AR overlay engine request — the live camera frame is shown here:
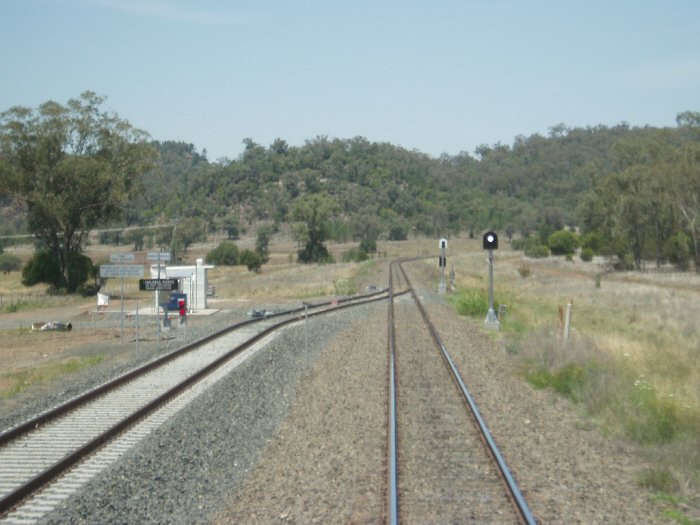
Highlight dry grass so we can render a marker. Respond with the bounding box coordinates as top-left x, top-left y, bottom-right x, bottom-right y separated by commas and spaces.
3, 233, 699, 505
446, 237, 700, 505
